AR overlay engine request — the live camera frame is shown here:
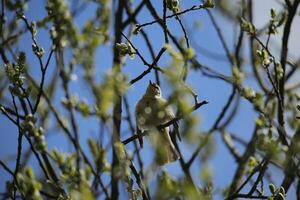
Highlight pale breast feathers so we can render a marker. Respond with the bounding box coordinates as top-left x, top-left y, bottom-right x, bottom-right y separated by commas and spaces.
135, 97, 175, 130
